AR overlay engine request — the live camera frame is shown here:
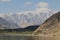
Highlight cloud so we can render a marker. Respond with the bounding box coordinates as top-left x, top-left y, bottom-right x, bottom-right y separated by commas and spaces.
22, 2, 50, 14
18, 2, 52, 14
25, 2, 32, 5
0, 0, 12, 2
30, 2, 52, 14
37, 2, 48, 8
33, 2, 52, 13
